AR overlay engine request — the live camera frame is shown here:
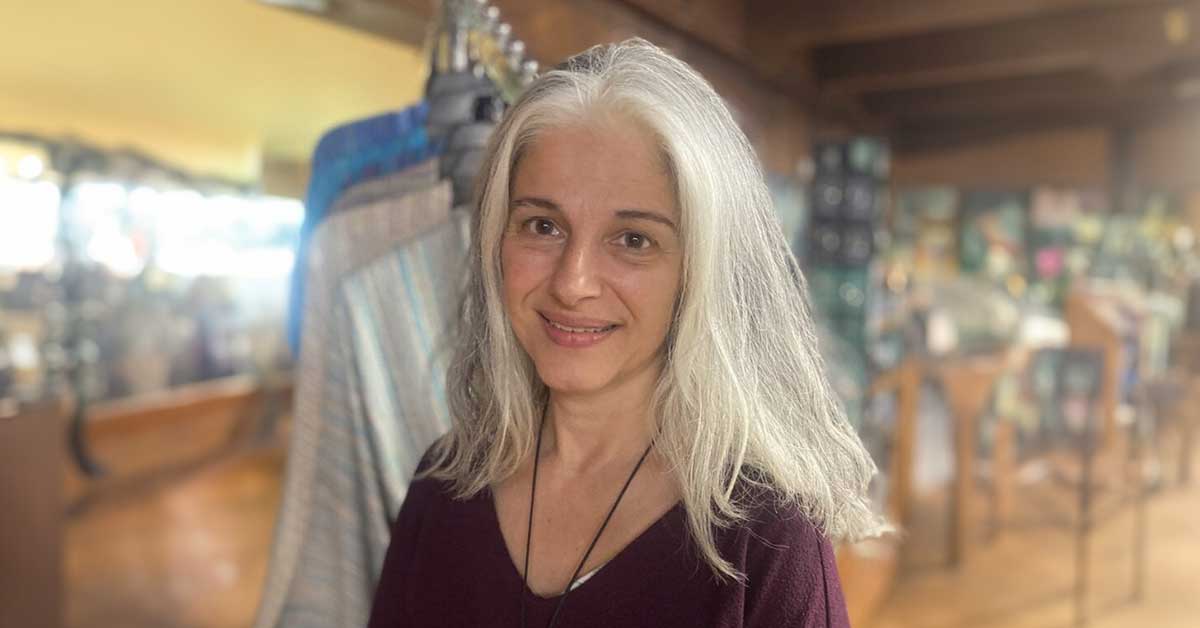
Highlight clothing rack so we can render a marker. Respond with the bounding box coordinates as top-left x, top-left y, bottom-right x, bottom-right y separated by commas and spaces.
257, 4, 536, 627
285, 0, 538, 354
